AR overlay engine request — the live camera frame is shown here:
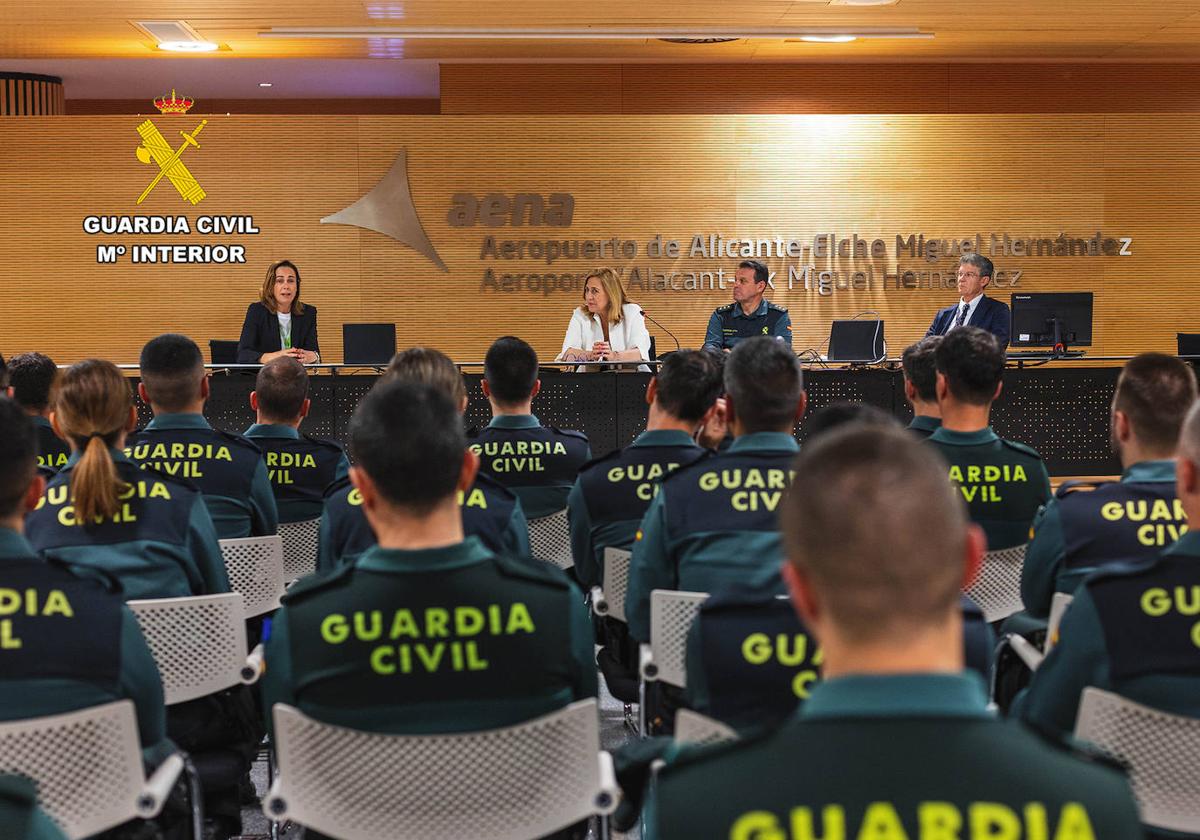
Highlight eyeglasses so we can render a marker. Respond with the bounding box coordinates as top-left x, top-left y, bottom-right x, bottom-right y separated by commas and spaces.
957, 270, 980, 278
